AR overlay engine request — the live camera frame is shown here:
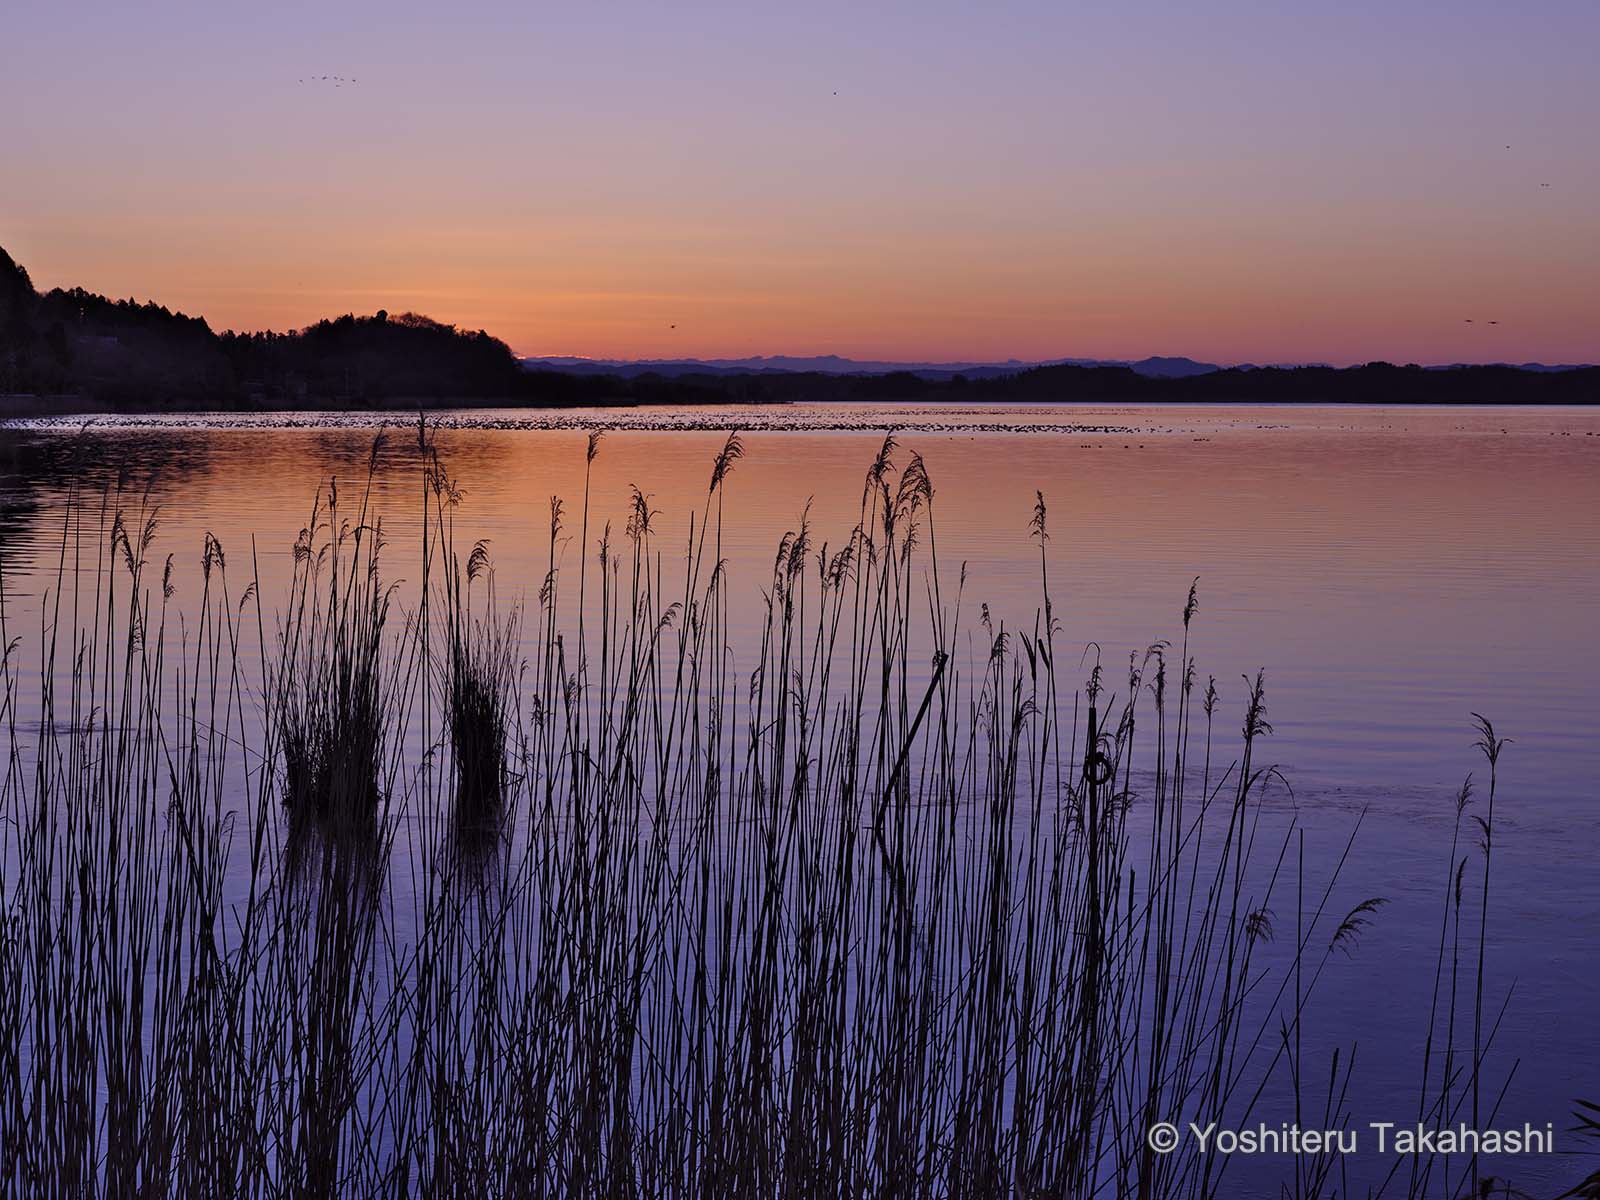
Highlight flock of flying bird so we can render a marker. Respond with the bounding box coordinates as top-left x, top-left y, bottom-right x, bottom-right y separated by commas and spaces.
299, 75, 356, 86
1462, 146, 1559, 330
